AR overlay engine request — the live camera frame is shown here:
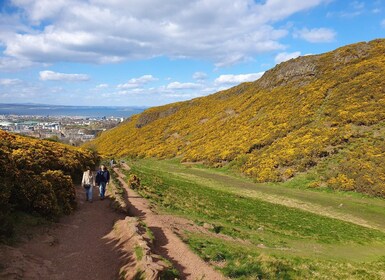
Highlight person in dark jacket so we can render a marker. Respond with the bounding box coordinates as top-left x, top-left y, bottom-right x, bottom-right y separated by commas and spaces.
95, 165, 110, 200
